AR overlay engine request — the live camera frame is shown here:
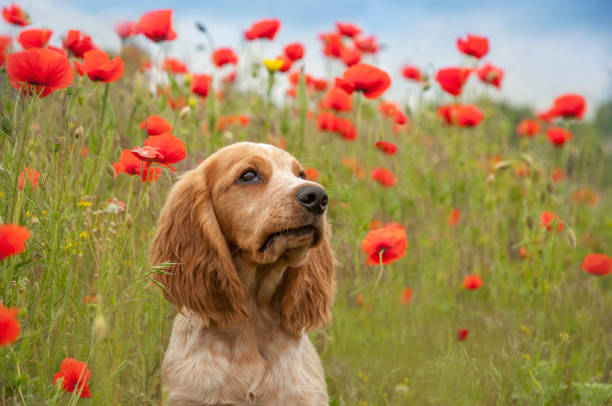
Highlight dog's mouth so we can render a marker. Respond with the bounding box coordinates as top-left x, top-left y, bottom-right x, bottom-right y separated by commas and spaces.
259, 225, 320, 252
